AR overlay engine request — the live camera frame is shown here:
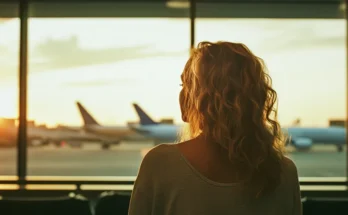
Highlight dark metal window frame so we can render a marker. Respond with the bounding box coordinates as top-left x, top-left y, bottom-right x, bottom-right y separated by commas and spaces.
0, 0, 347, 190
17, 0, 28, 187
